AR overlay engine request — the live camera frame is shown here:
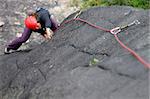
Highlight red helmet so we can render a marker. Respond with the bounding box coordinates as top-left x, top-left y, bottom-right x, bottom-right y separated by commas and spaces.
24, 16, 38, 30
